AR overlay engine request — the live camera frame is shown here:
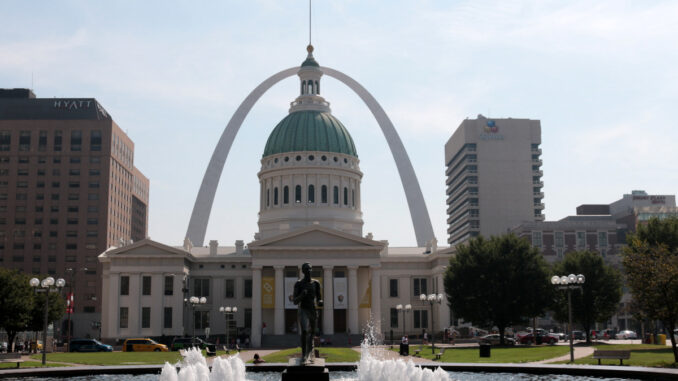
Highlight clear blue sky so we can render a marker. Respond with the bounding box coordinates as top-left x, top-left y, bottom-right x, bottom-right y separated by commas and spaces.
1, 1, 676, 247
